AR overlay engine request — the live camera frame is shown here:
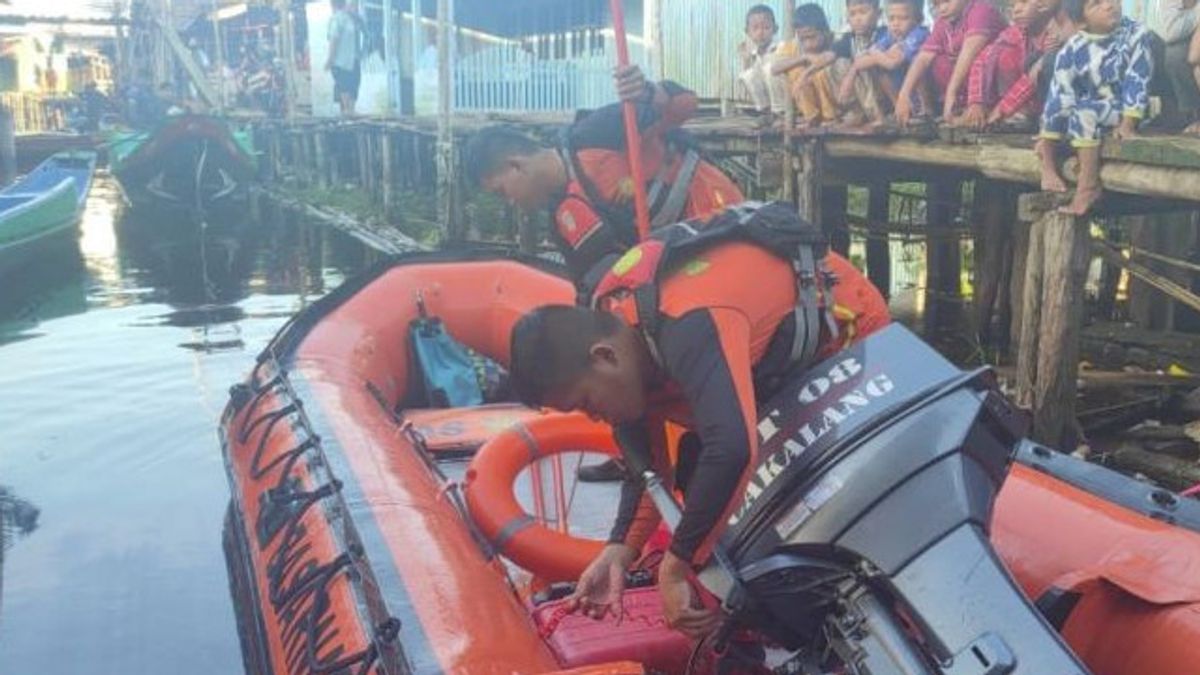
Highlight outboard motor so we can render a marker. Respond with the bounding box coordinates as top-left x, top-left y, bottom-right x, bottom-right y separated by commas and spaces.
695, 325, 1086, 674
